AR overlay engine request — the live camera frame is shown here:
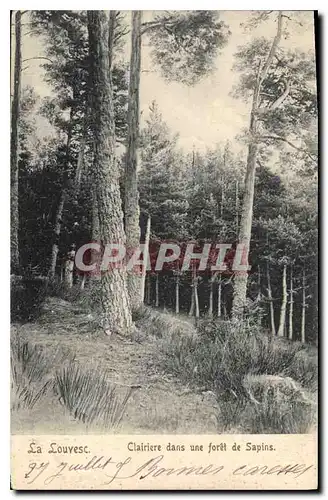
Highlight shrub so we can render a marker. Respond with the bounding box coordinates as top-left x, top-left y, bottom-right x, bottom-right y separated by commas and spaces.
55, 363, 137, 430
136, 306, 196, 342
160, 318, 318, 433
284, 350, 318, 391
241, 374, 316, 433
